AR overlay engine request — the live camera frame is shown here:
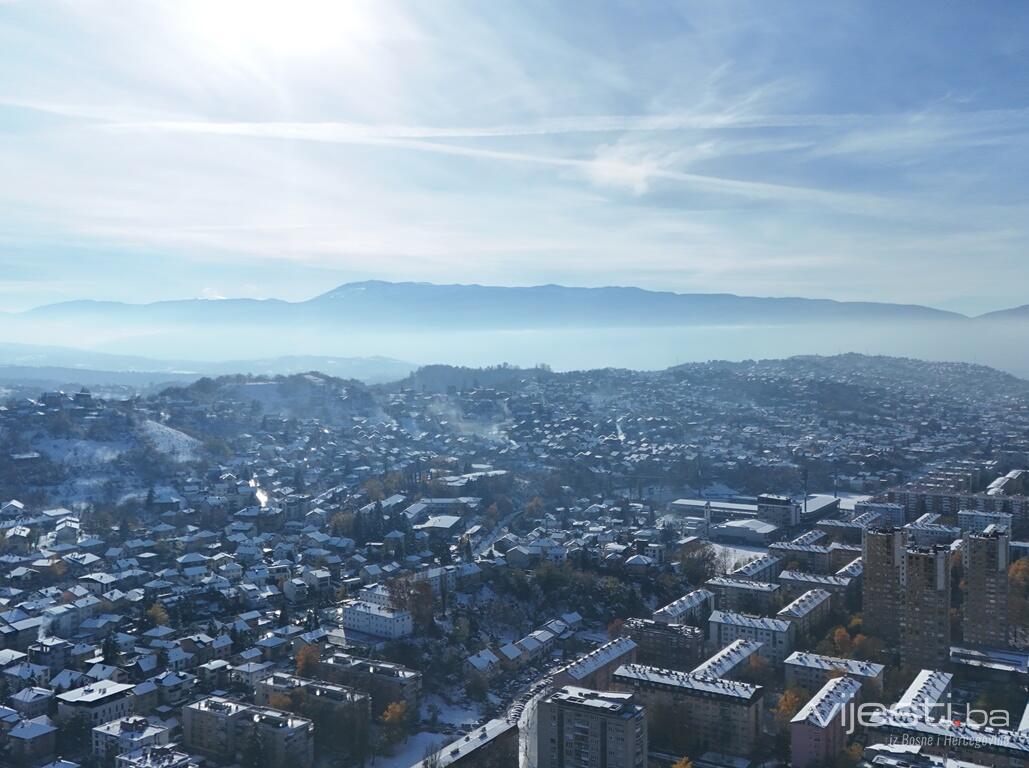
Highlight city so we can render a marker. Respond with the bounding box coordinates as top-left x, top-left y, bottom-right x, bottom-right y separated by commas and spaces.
0, 355, 1027, 767
3, 2, 1029, 767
